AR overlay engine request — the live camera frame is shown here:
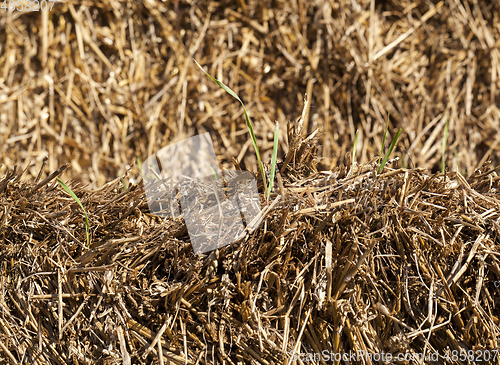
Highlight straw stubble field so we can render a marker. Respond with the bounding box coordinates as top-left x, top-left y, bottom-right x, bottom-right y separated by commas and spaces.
0, 0, 500, 364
